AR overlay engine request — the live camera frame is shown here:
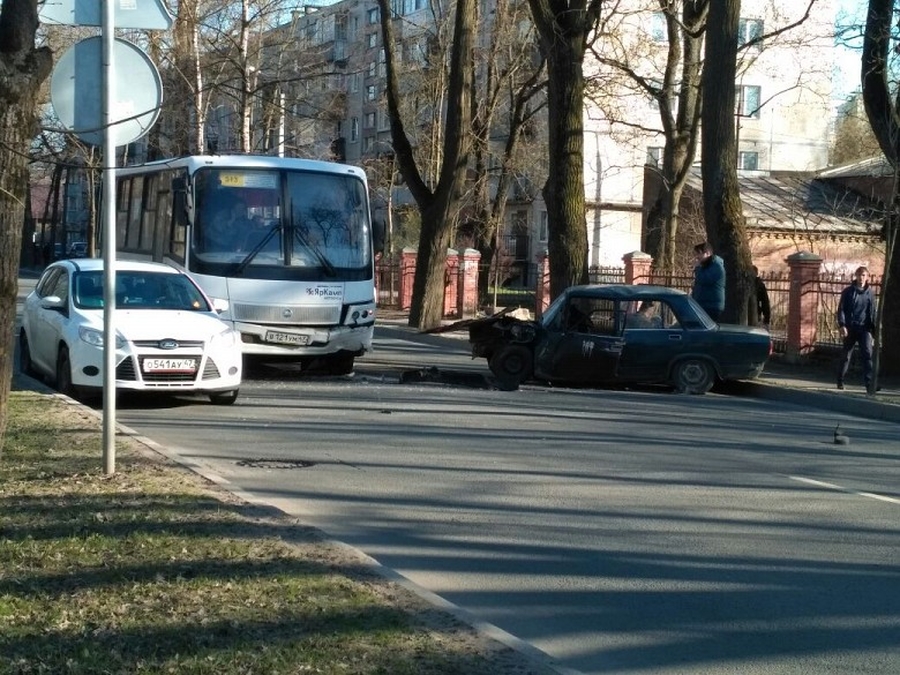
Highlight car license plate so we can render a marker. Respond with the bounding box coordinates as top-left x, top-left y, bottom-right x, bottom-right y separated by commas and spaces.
265, 330, 310, 346
142, 358, 198, 373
